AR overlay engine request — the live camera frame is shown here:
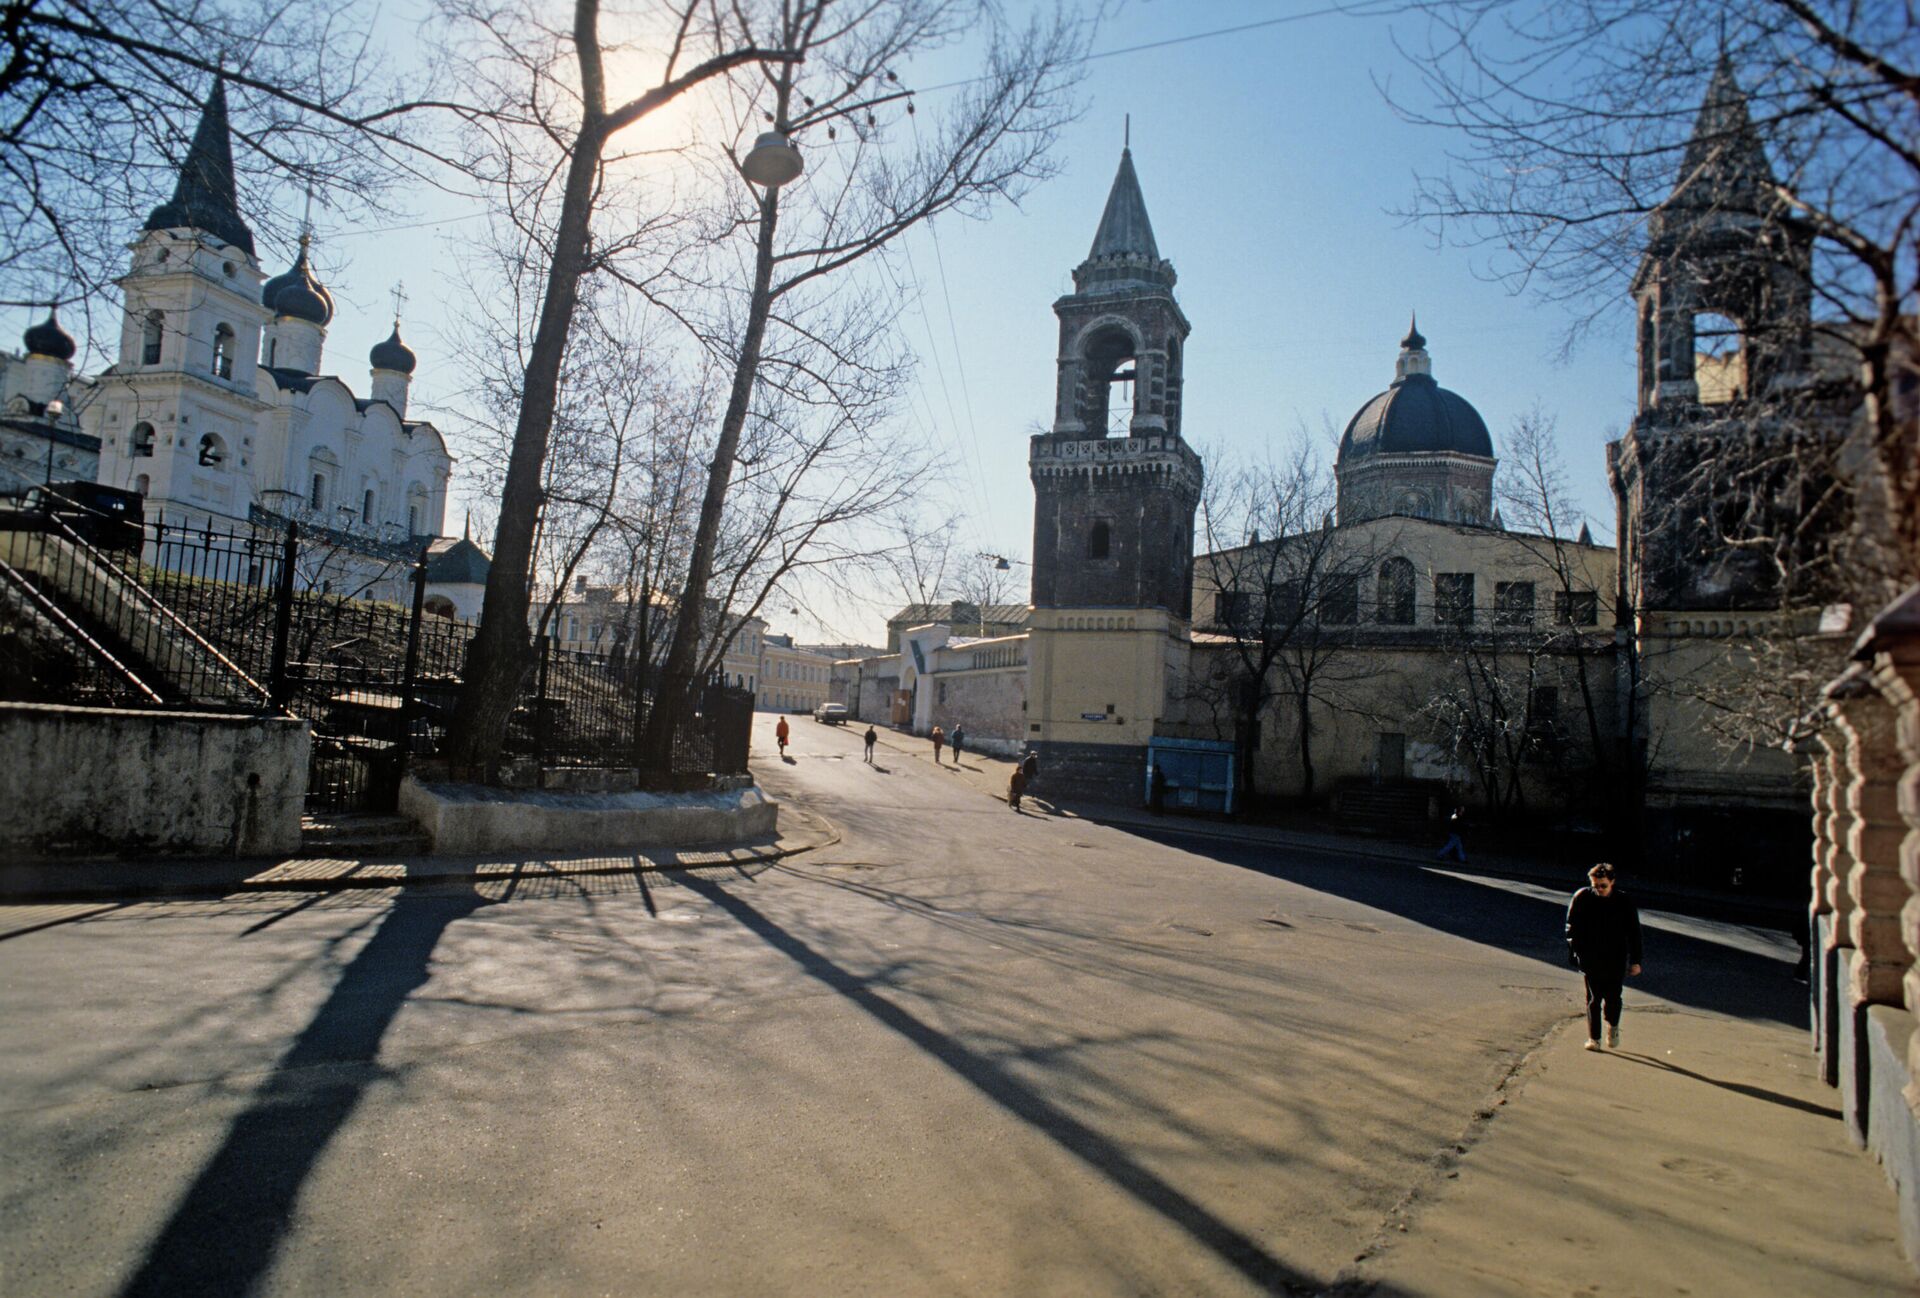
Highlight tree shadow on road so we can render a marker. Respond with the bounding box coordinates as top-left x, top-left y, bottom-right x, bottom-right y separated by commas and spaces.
1124, 826, 1805, 1028
117, 882, 491, 1298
